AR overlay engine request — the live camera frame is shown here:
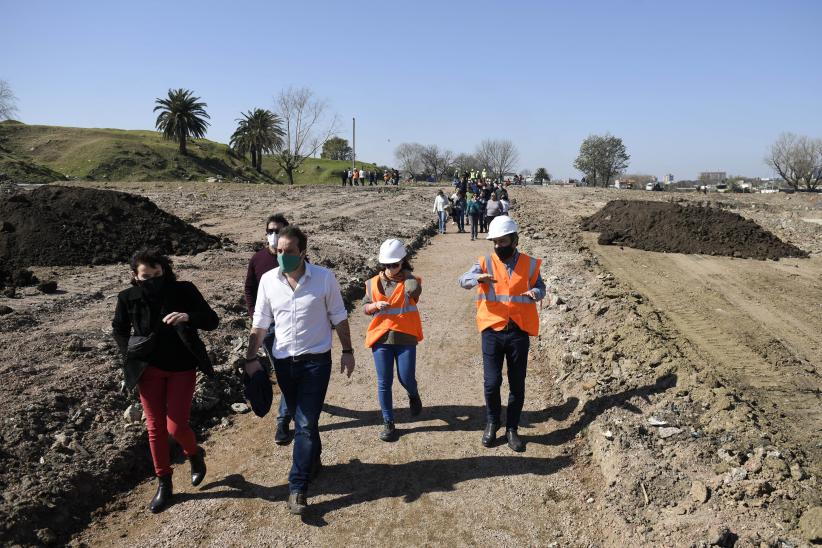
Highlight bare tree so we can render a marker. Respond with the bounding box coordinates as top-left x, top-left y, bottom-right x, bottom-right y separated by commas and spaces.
0, 80, 19, 120
476, 139, 520, 181
394, 142, 425, 177
273, 86, 339, 184
419, 144, 455, 181
453, 152, 480, 174
766, 132, 822, 190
